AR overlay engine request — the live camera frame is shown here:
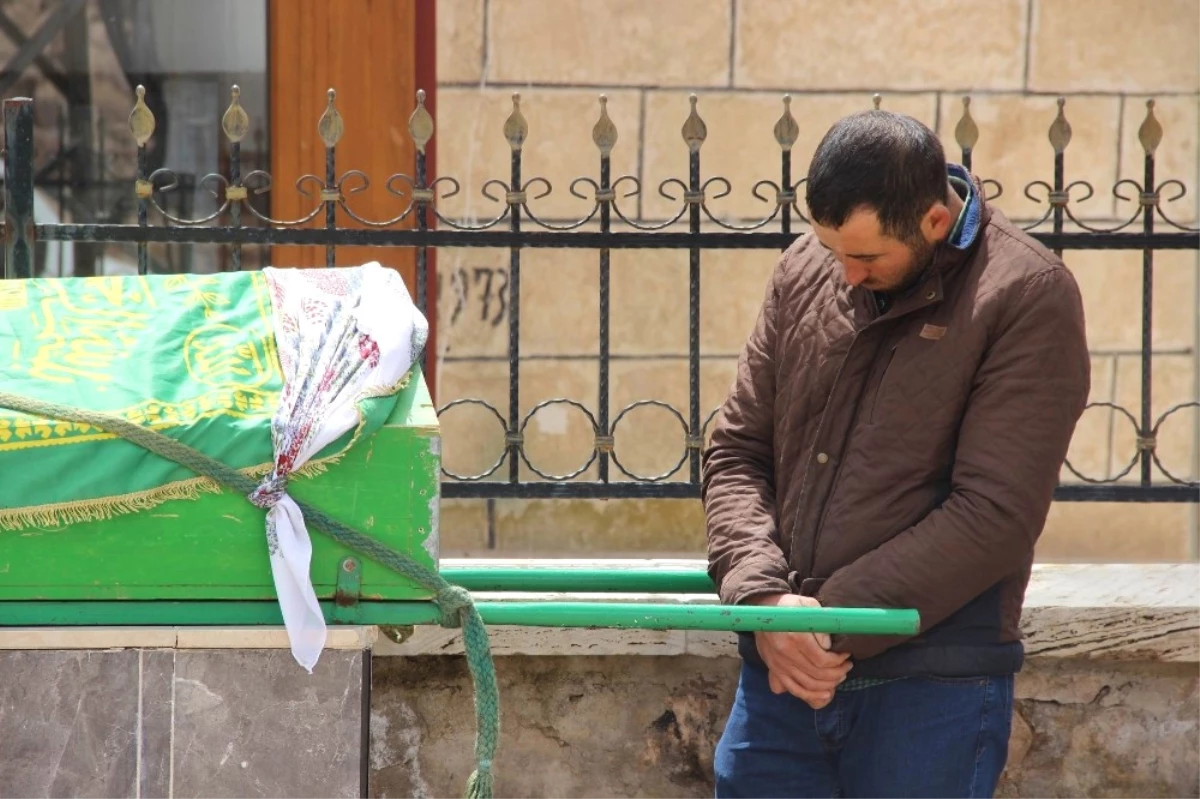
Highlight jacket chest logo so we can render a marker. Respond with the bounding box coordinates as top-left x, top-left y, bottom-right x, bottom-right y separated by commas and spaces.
919, 323, 947, 340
